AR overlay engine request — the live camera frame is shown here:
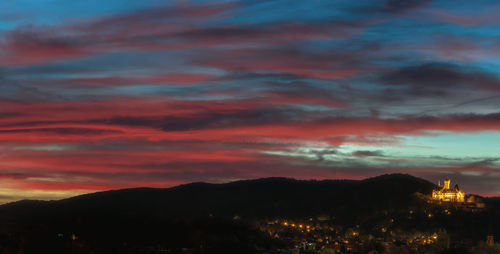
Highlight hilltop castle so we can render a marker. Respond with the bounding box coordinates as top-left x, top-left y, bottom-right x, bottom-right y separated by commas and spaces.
432, 177, 465, 202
